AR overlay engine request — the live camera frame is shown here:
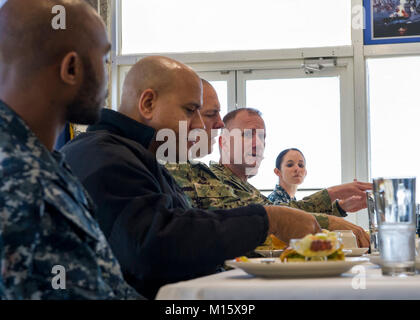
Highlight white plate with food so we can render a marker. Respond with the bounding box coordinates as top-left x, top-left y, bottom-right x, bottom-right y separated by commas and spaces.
225, 257, 369, 278
343, 248, 369, 257
254, 249, 284, 257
